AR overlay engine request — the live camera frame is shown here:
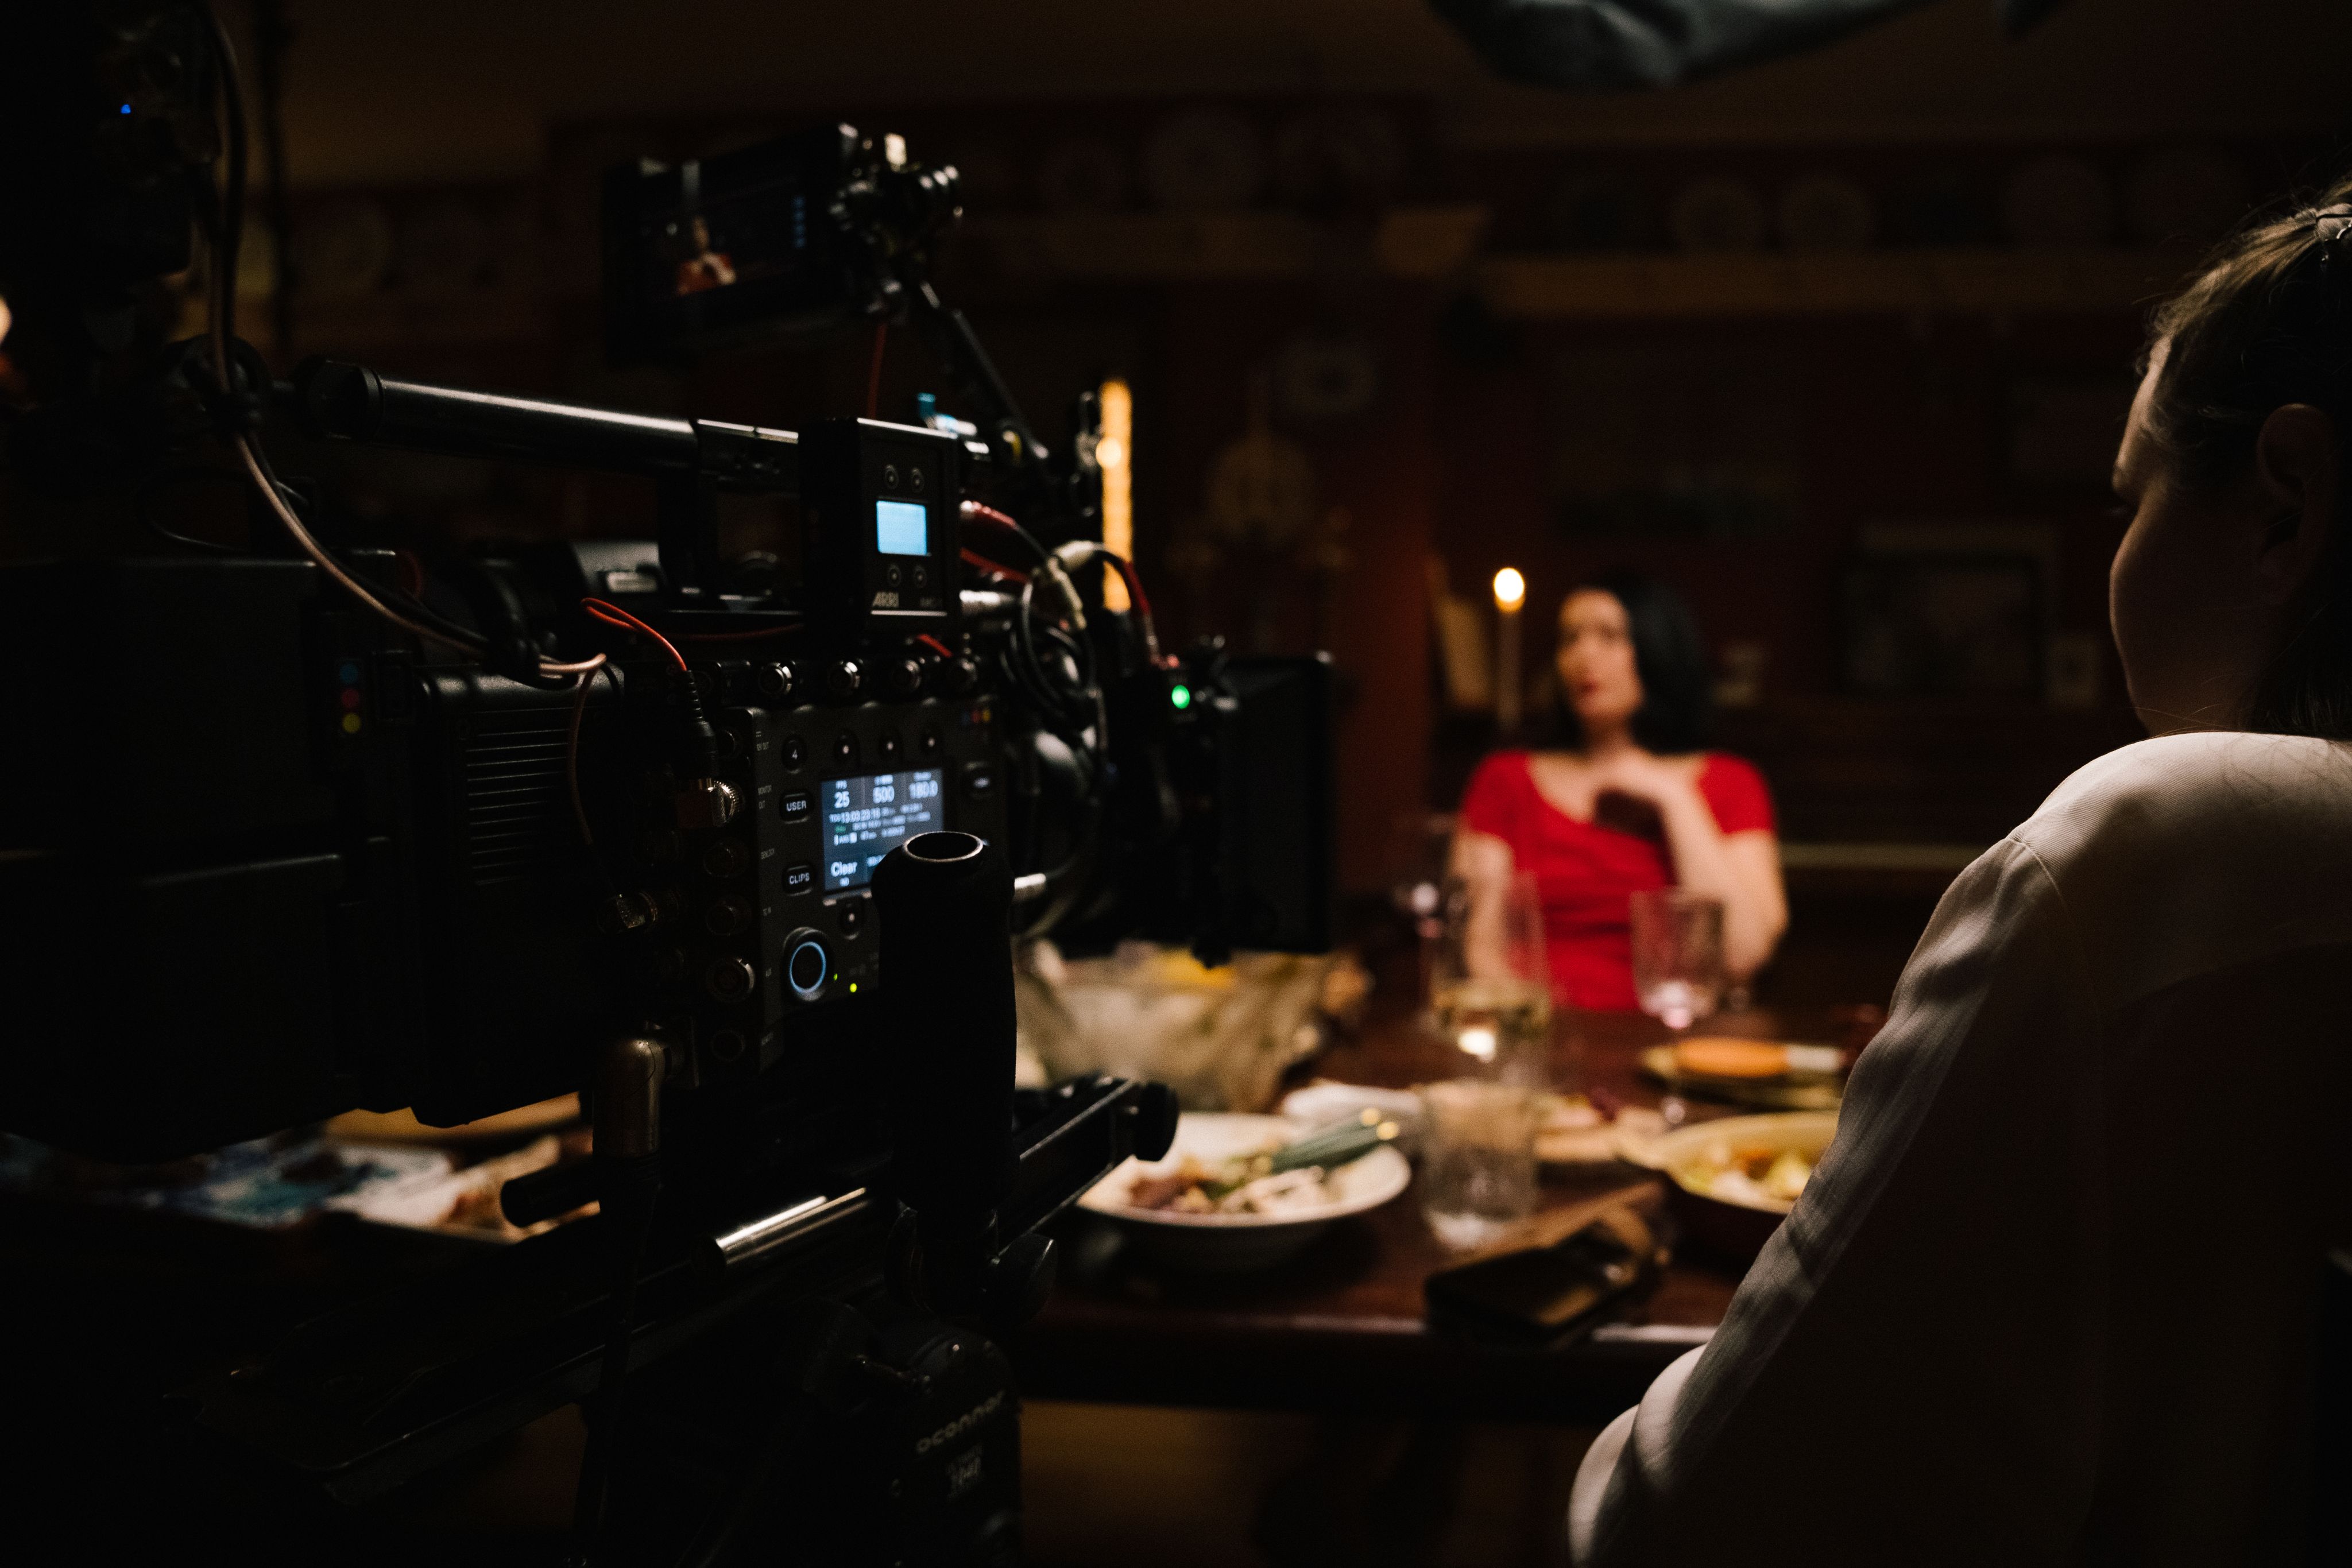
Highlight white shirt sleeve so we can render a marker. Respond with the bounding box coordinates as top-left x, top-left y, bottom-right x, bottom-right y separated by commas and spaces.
1570, 837, 2107, 1567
